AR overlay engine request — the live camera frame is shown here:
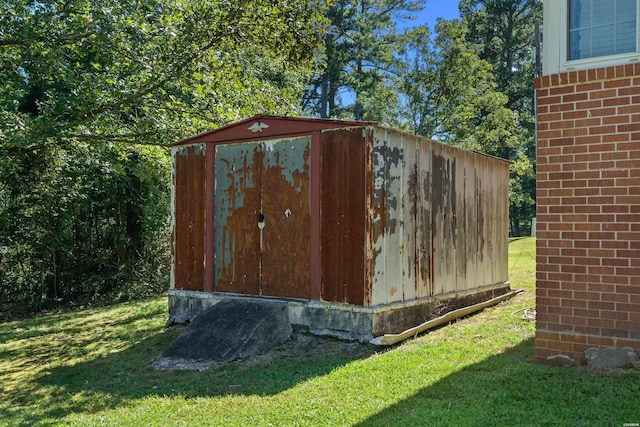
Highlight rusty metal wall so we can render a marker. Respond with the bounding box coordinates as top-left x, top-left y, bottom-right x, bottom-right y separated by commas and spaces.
366, 129, 432, 305
214, 137, 311, 298
320, 129, 366, 305
366, 127, 509, 306
366, 129, 422, 306
171, 144, 207, 291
